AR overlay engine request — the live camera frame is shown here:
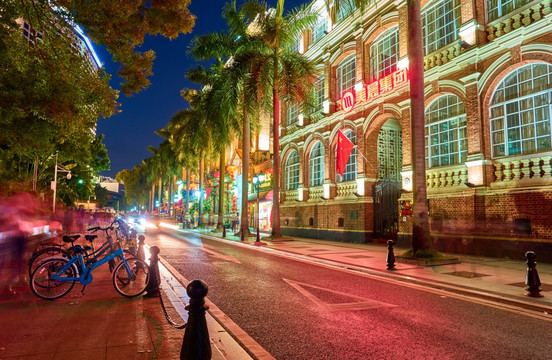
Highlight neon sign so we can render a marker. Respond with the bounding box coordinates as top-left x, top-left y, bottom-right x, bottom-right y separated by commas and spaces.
339, 68, 409, 112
